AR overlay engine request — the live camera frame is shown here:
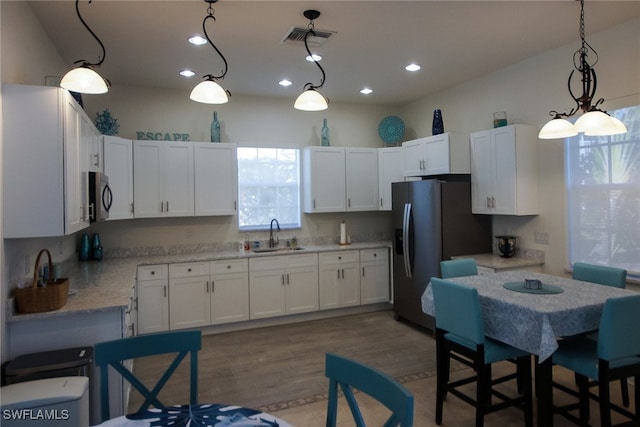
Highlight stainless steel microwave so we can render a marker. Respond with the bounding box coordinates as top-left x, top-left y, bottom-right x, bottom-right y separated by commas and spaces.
88, 171, 112, 222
